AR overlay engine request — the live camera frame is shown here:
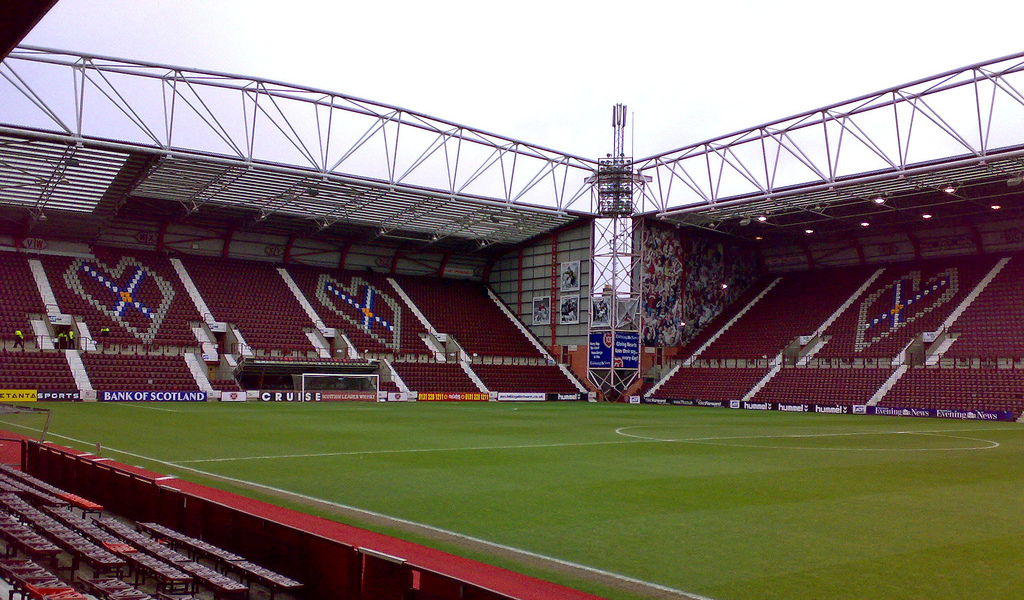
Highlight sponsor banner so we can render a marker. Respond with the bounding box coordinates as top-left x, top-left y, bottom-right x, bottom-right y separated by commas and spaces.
260, 391, 320, 402
0, 390, 37, 402
102, 391, 207, 402
853, 405, 868, 415
418, 392, 489, 402
221, 391, 246, 402
496, 392, 546, 402
387, 392, 412, 402
320, 391, 377, 402
641, 398, 729, 408
868, 406, 1014, 421
37, 390, 80, 402
729, 400, 741, 409
776, 403, 811, 413
257, 390, 375, 402
741, 399, 851, 413
813, 404, 851, 415
588, 332, 640, 369
546, 392, 585, 402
